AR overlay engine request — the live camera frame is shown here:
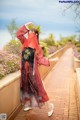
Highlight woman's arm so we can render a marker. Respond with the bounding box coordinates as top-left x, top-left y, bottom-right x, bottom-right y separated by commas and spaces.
16, 22, 33, 44
49, 57, 59, 62
16, 25, 29, 44
36, 45, 50, 66
36, 46, 59, 66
